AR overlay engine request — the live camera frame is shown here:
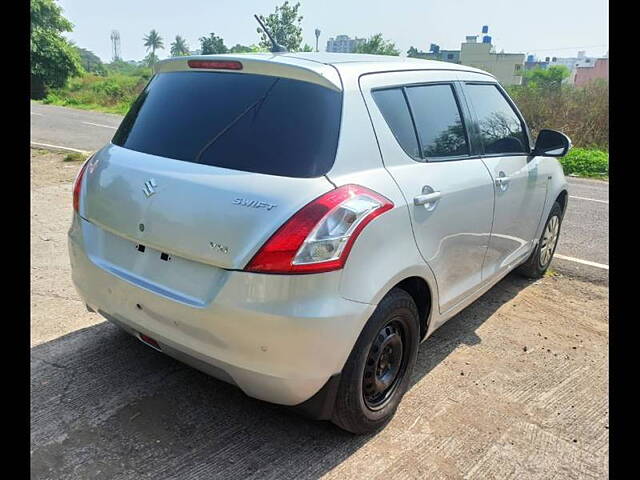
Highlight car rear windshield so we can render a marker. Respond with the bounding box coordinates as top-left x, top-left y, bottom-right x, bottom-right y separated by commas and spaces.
112, 71, 343, 178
